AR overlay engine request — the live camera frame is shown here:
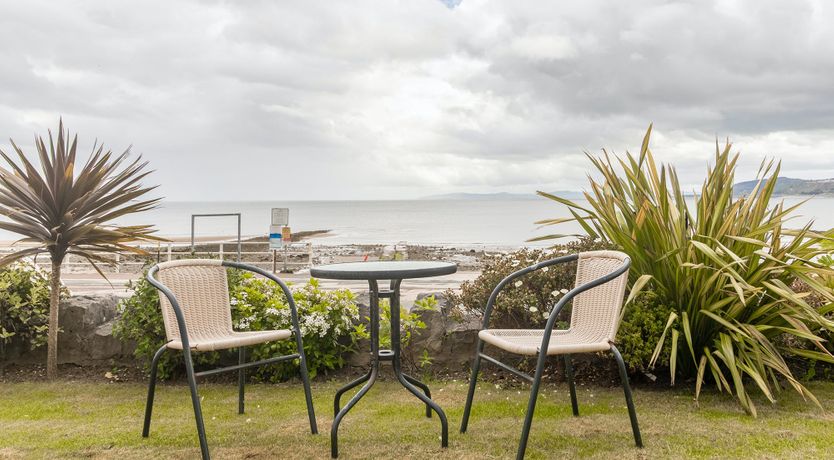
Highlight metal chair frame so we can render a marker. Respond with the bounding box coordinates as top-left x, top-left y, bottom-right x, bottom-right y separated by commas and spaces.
142, 260, 318, 460
459, 253, 642, 459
